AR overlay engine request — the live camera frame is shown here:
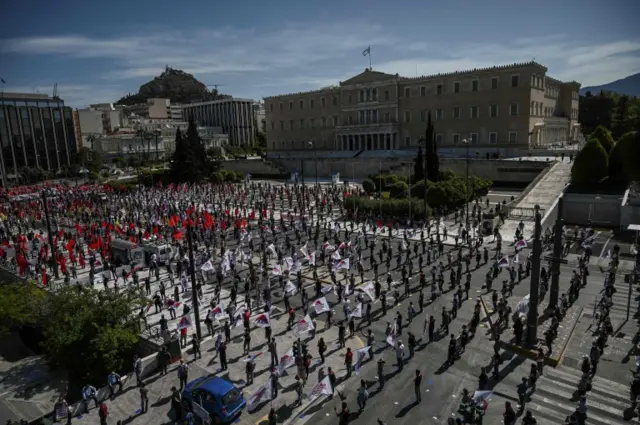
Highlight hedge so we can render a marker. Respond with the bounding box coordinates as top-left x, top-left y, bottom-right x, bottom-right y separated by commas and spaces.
362, 178, 376, 193
344, 197, 431, 220
571, 138, 608, 185
590, 125, 615, 154
389, 181, 408, 199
